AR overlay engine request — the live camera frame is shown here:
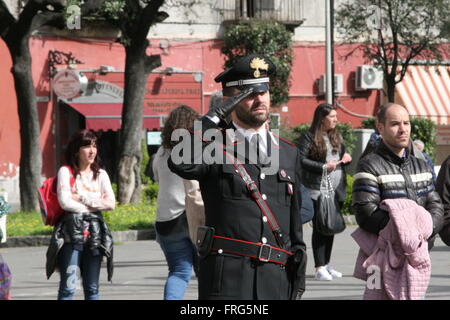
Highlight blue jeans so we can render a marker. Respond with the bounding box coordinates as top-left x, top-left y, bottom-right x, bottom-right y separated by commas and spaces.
57, 244, 102, 300
157, 224, 196, 300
